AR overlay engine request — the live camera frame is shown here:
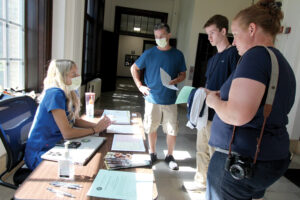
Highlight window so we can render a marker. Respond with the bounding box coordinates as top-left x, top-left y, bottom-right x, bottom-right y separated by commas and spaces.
0, 0, 24, 90
115, 7, 168, 39
120, 14, 162, 35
